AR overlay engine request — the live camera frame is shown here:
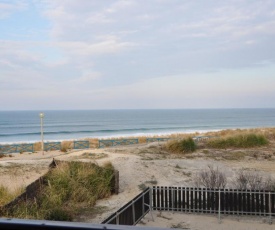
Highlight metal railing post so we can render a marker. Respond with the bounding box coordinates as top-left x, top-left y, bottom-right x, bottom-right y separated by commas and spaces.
269, 192, 272, 225
142, 193, 145, 216
172, 187, 174, 213
116, 212, 119, 225
150, 187, 154, 221
218, 189, 221, 224
132, 201, 136, 225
